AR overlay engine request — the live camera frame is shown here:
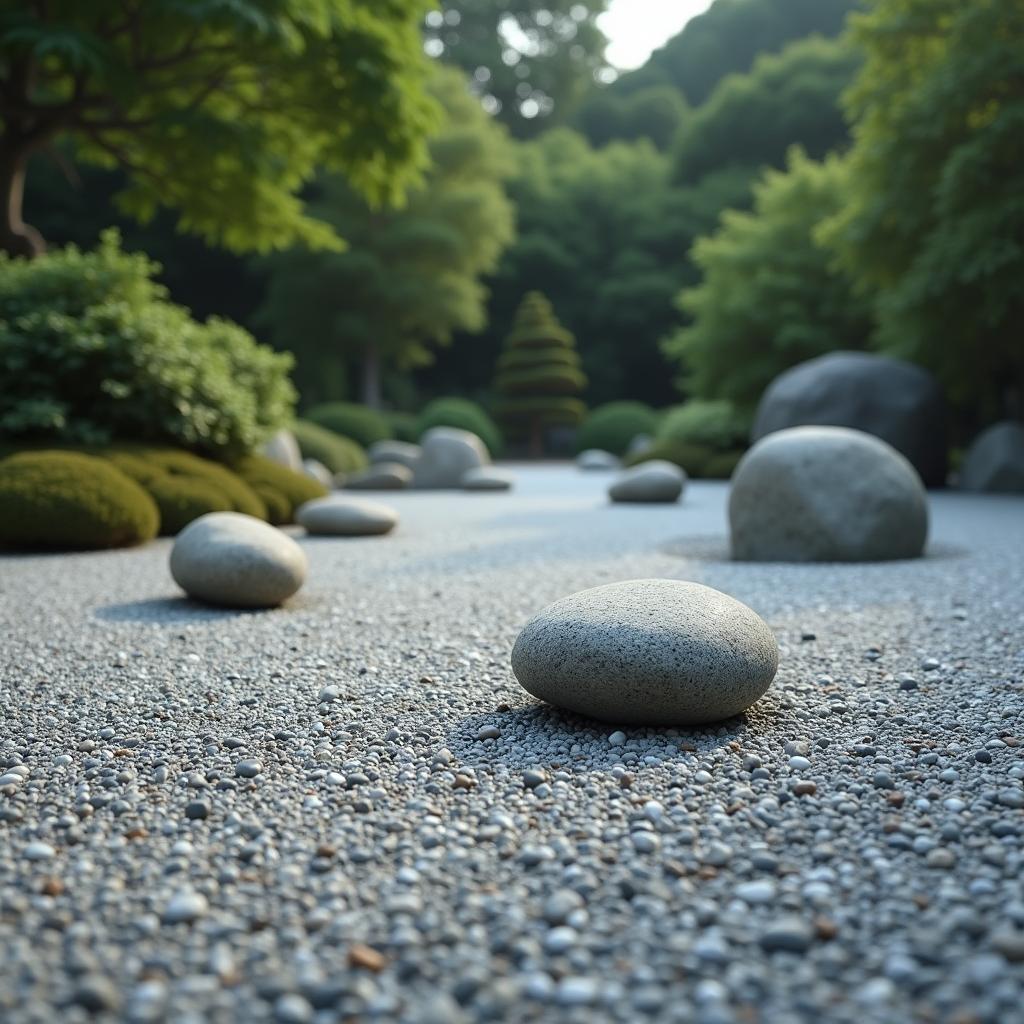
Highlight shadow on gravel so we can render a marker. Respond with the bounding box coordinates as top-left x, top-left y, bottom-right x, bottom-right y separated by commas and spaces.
661, 536, 969, 563
95, 595, 313, 624
444, 699, 782, 773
